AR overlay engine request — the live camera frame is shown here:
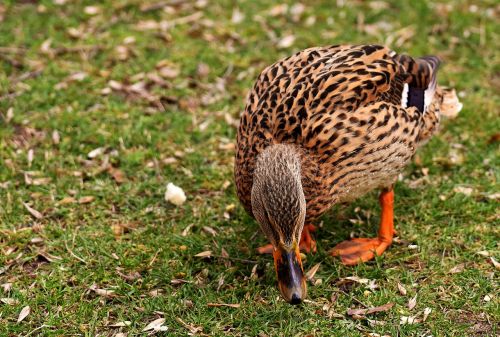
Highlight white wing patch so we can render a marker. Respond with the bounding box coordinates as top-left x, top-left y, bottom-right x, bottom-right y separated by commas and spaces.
401, 83, 409, 108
